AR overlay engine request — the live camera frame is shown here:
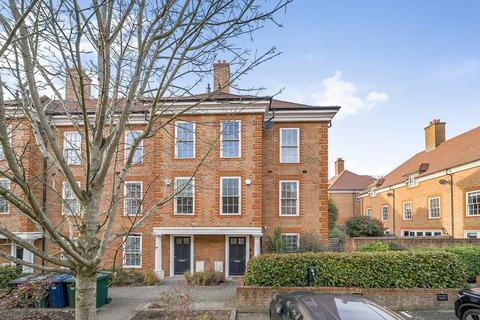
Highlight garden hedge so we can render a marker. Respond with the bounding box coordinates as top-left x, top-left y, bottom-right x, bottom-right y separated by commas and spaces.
0, 265, 22, 289
244, 251, 468, 288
